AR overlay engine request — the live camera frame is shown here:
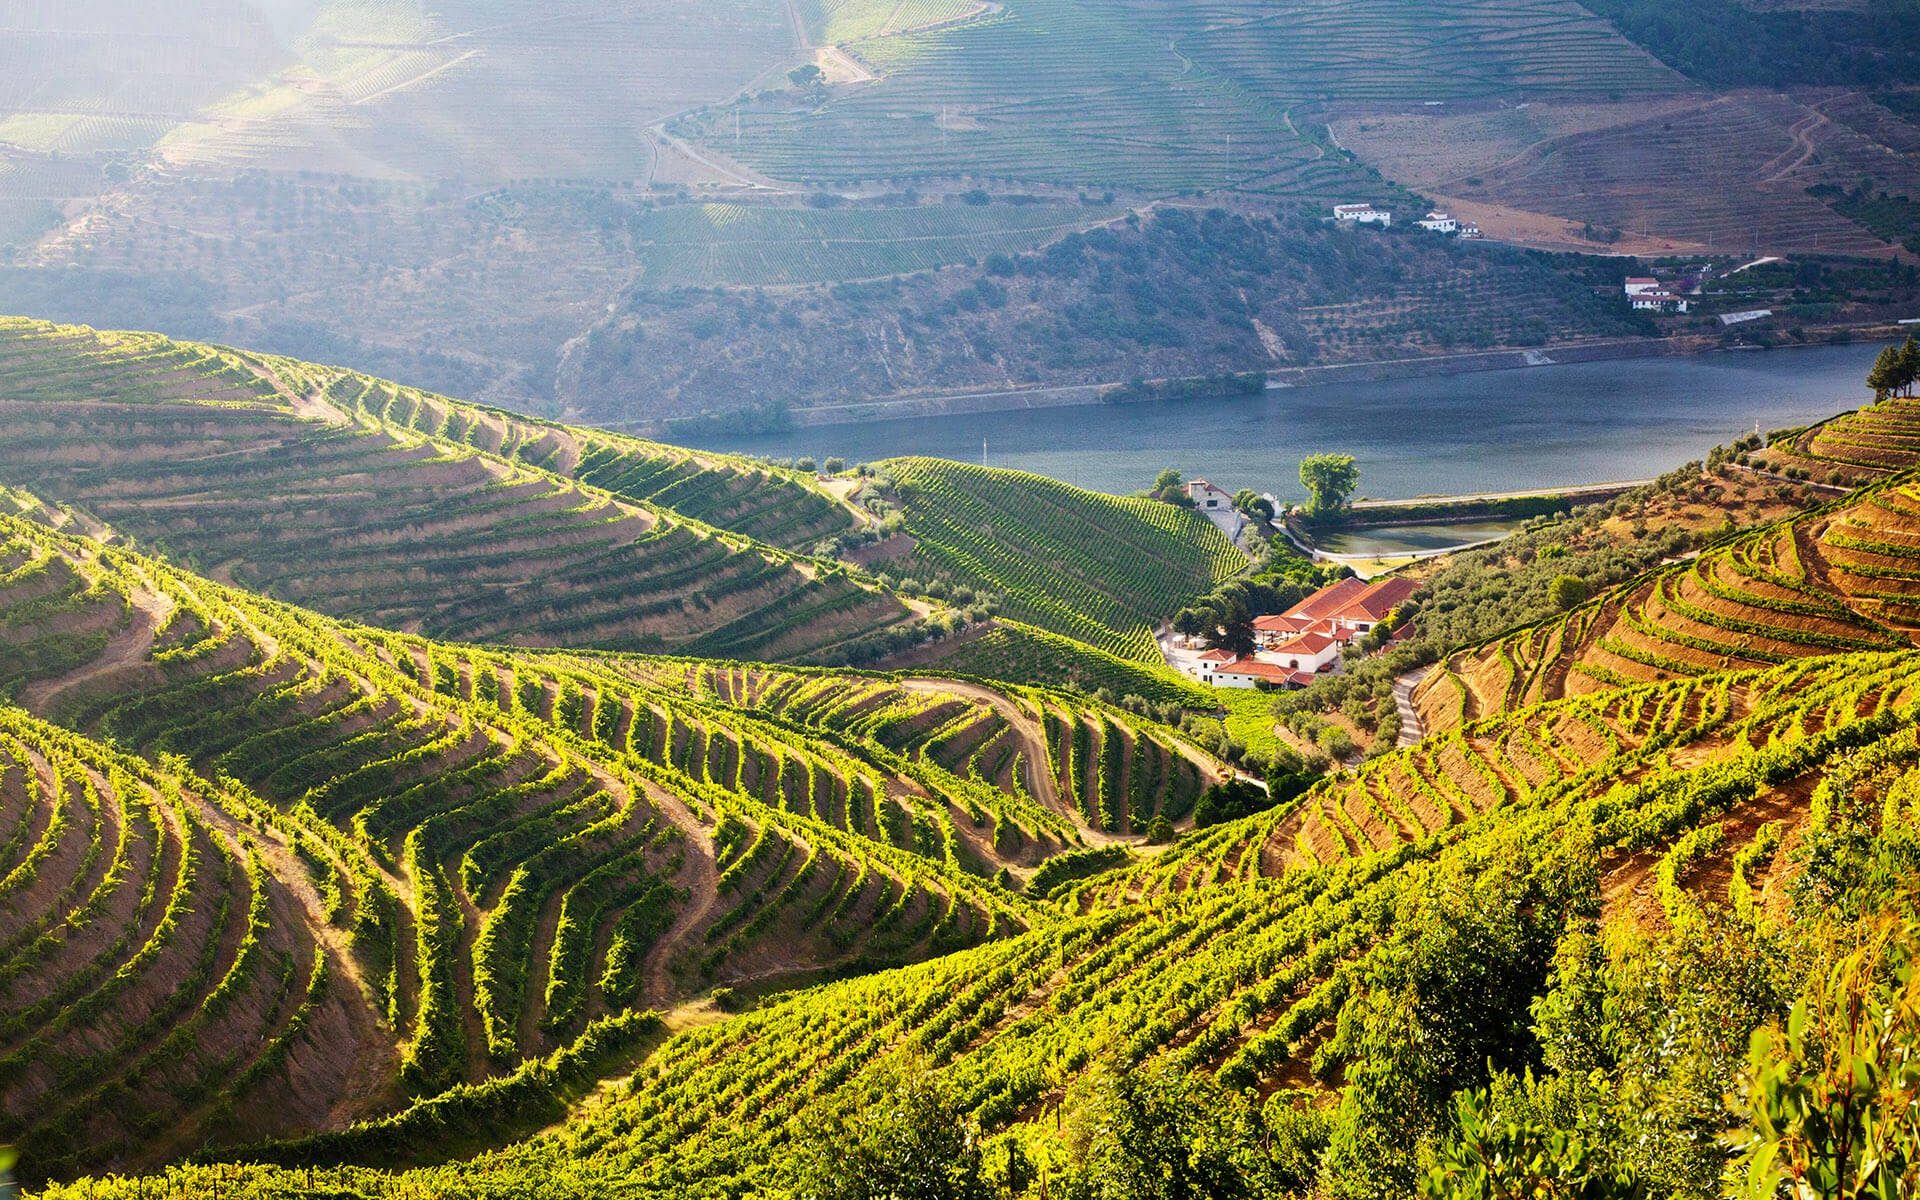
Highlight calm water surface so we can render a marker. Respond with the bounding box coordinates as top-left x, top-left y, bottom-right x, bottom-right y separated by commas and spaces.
687, 344, 1883, 502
